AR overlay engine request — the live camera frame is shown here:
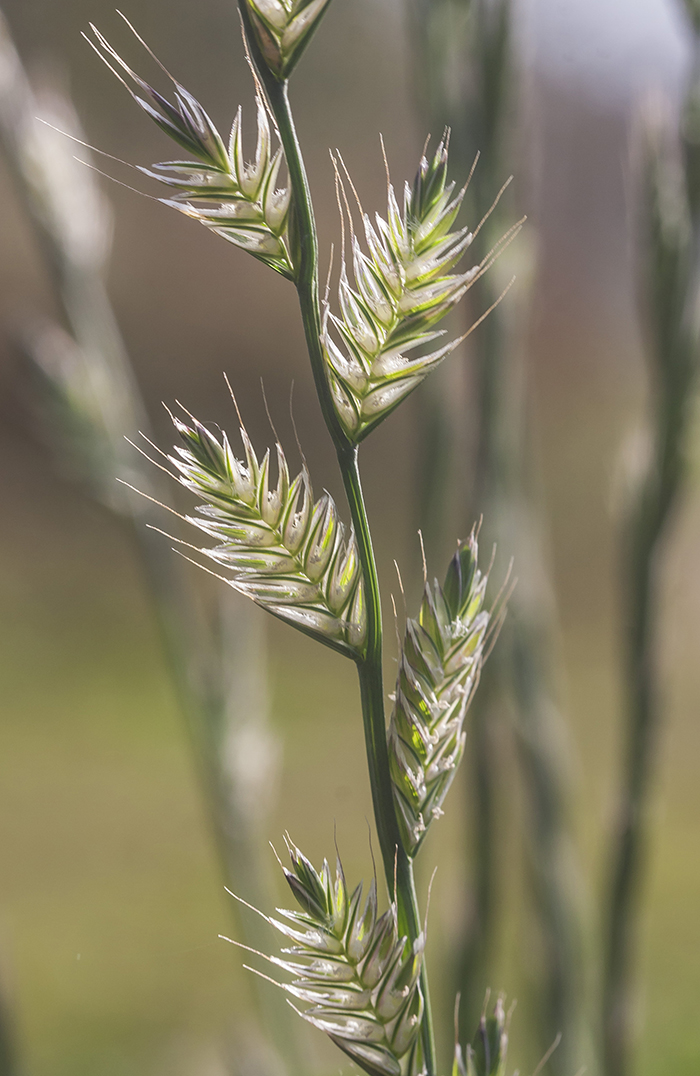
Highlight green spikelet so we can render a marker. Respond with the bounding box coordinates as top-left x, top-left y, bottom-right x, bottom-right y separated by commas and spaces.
388, 532, 495, 856
322, 136, 516, 442
232, 837, 425, 1076
244, 0, 333, 80
454, 998, 509, 1076
86, 18, 293, 277
156, 404, 366, 658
